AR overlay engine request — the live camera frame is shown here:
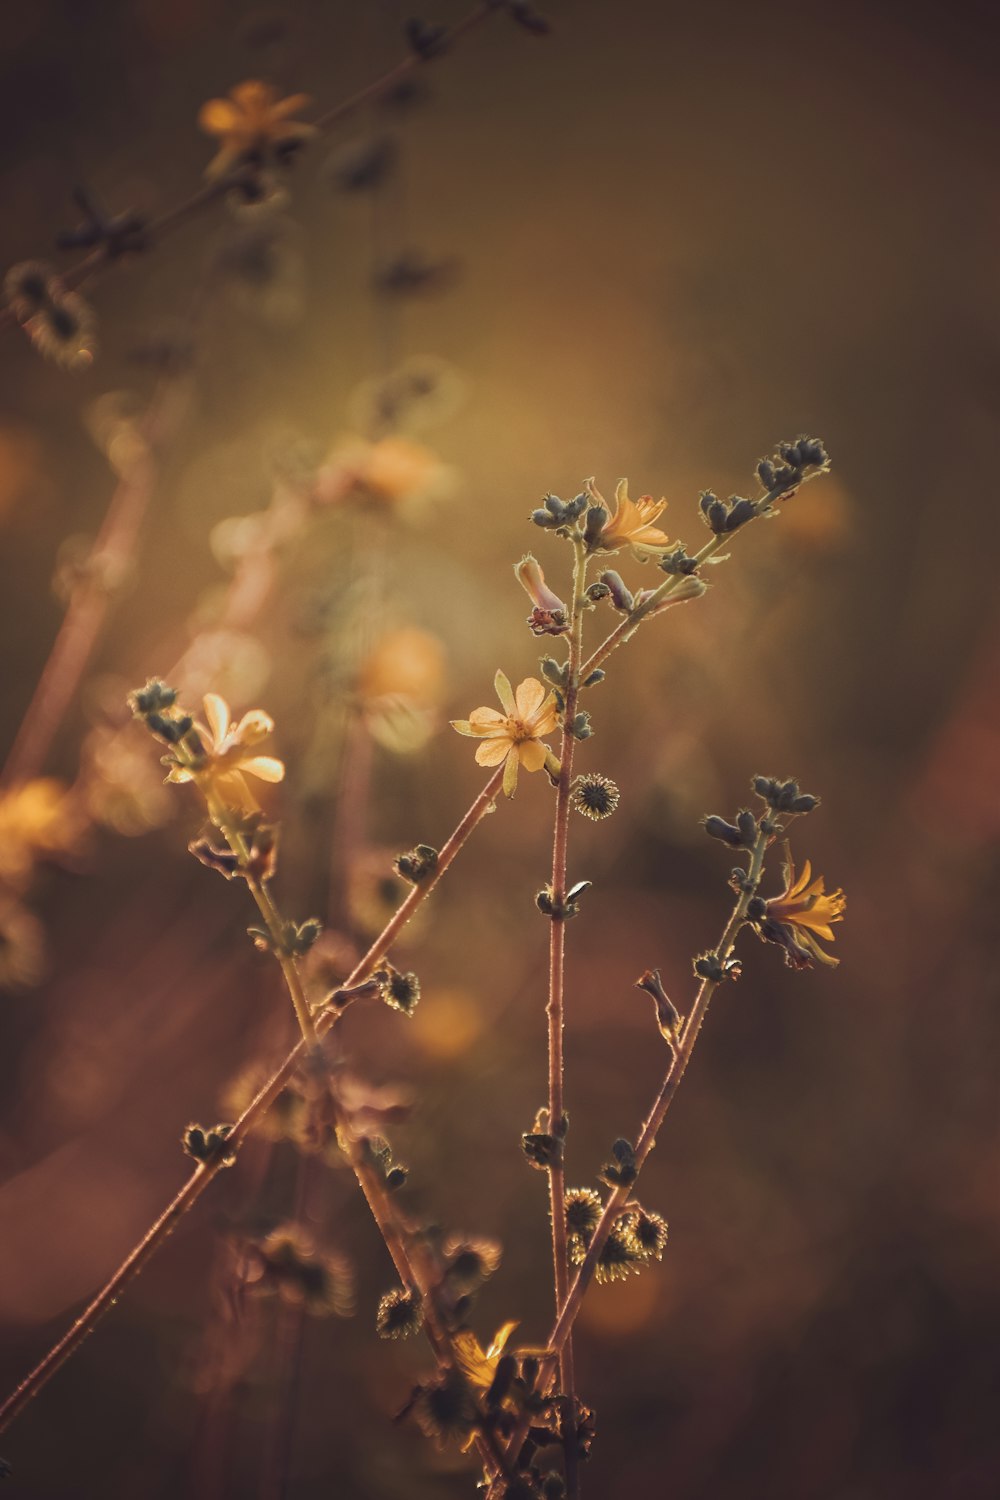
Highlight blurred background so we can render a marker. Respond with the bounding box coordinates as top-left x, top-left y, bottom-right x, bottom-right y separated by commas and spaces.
1, 0, 999, 1495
